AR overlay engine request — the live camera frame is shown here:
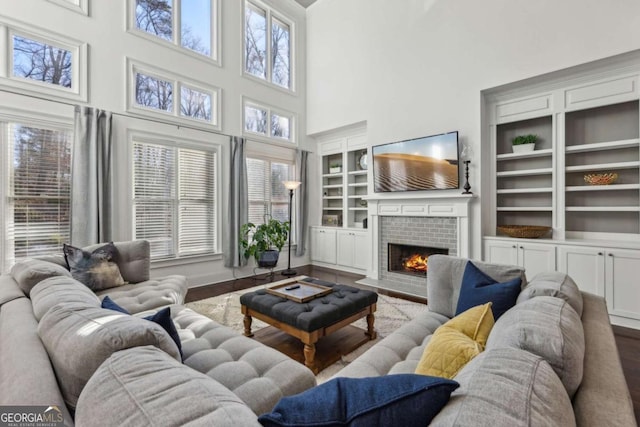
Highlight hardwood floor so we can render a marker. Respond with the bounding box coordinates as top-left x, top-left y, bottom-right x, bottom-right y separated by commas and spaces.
186, 265, 639, 422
